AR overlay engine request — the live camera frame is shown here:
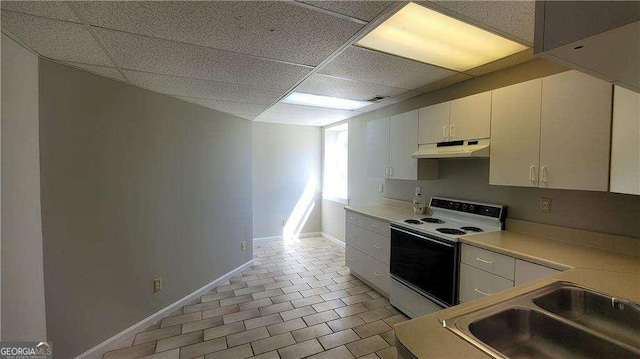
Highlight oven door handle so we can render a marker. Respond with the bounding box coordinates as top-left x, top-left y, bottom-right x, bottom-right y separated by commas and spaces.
391, 227, 455, 248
